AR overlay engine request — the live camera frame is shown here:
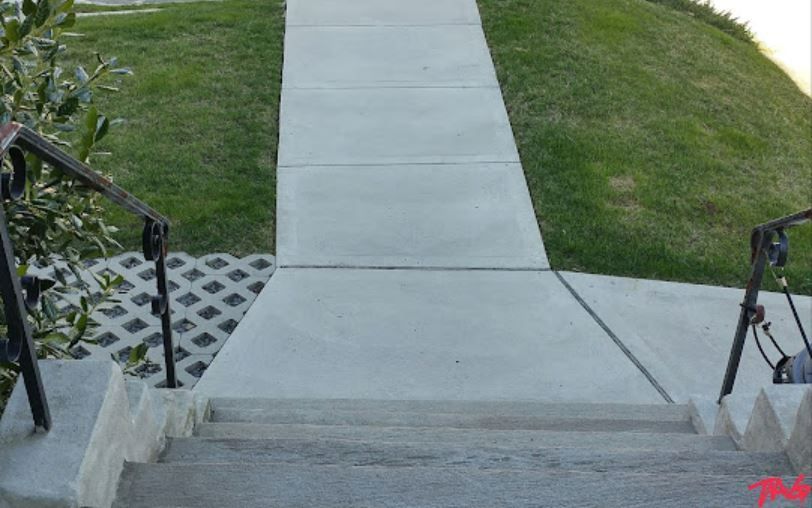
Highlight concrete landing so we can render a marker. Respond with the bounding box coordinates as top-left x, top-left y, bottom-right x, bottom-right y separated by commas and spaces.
195, 269, 663, 403
560, 272, 812, 402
